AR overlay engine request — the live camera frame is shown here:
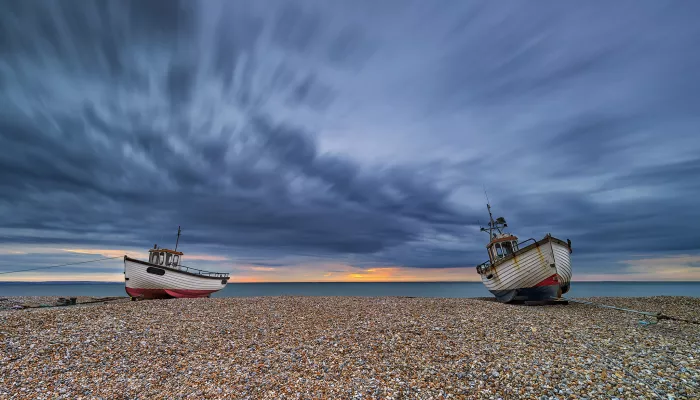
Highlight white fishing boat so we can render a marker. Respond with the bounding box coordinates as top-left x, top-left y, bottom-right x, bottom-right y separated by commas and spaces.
475, 203, 573, 303
123, 227, 230, 299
